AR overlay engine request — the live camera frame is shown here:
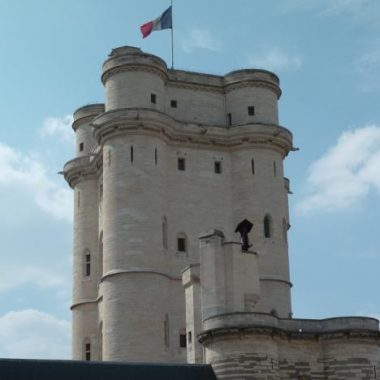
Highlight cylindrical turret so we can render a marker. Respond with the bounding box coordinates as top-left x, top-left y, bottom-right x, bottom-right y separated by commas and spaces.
230, 137, 292, 318
70, 104, 104, 361
71, 173, 100, 360
101, 46, 168, 112
224, 69, 281, 126
73, 104, 105, 156
98, 48, 177, 362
